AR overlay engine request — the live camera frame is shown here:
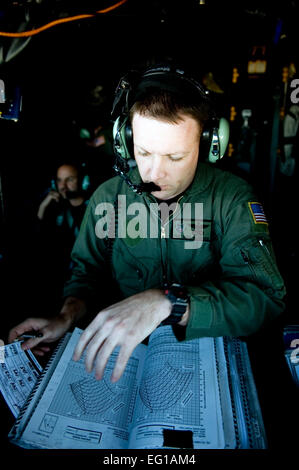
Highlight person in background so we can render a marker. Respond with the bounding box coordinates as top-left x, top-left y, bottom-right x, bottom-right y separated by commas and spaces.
35, 162, 89, 299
